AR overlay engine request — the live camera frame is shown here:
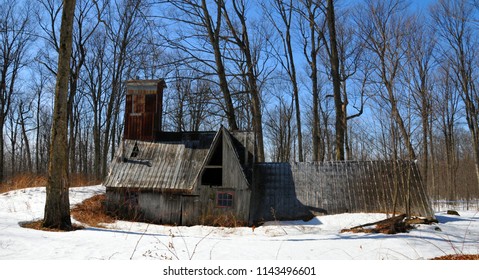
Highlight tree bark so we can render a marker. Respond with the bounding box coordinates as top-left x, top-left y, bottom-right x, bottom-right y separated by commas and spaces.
19, 102, 33, 172
271, 0, 303, 162
222, 0, 265, 161
202, 0, 238, 131
326, 0, 344, 161
303, 3, 321, 162
43, 0, 76, 231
